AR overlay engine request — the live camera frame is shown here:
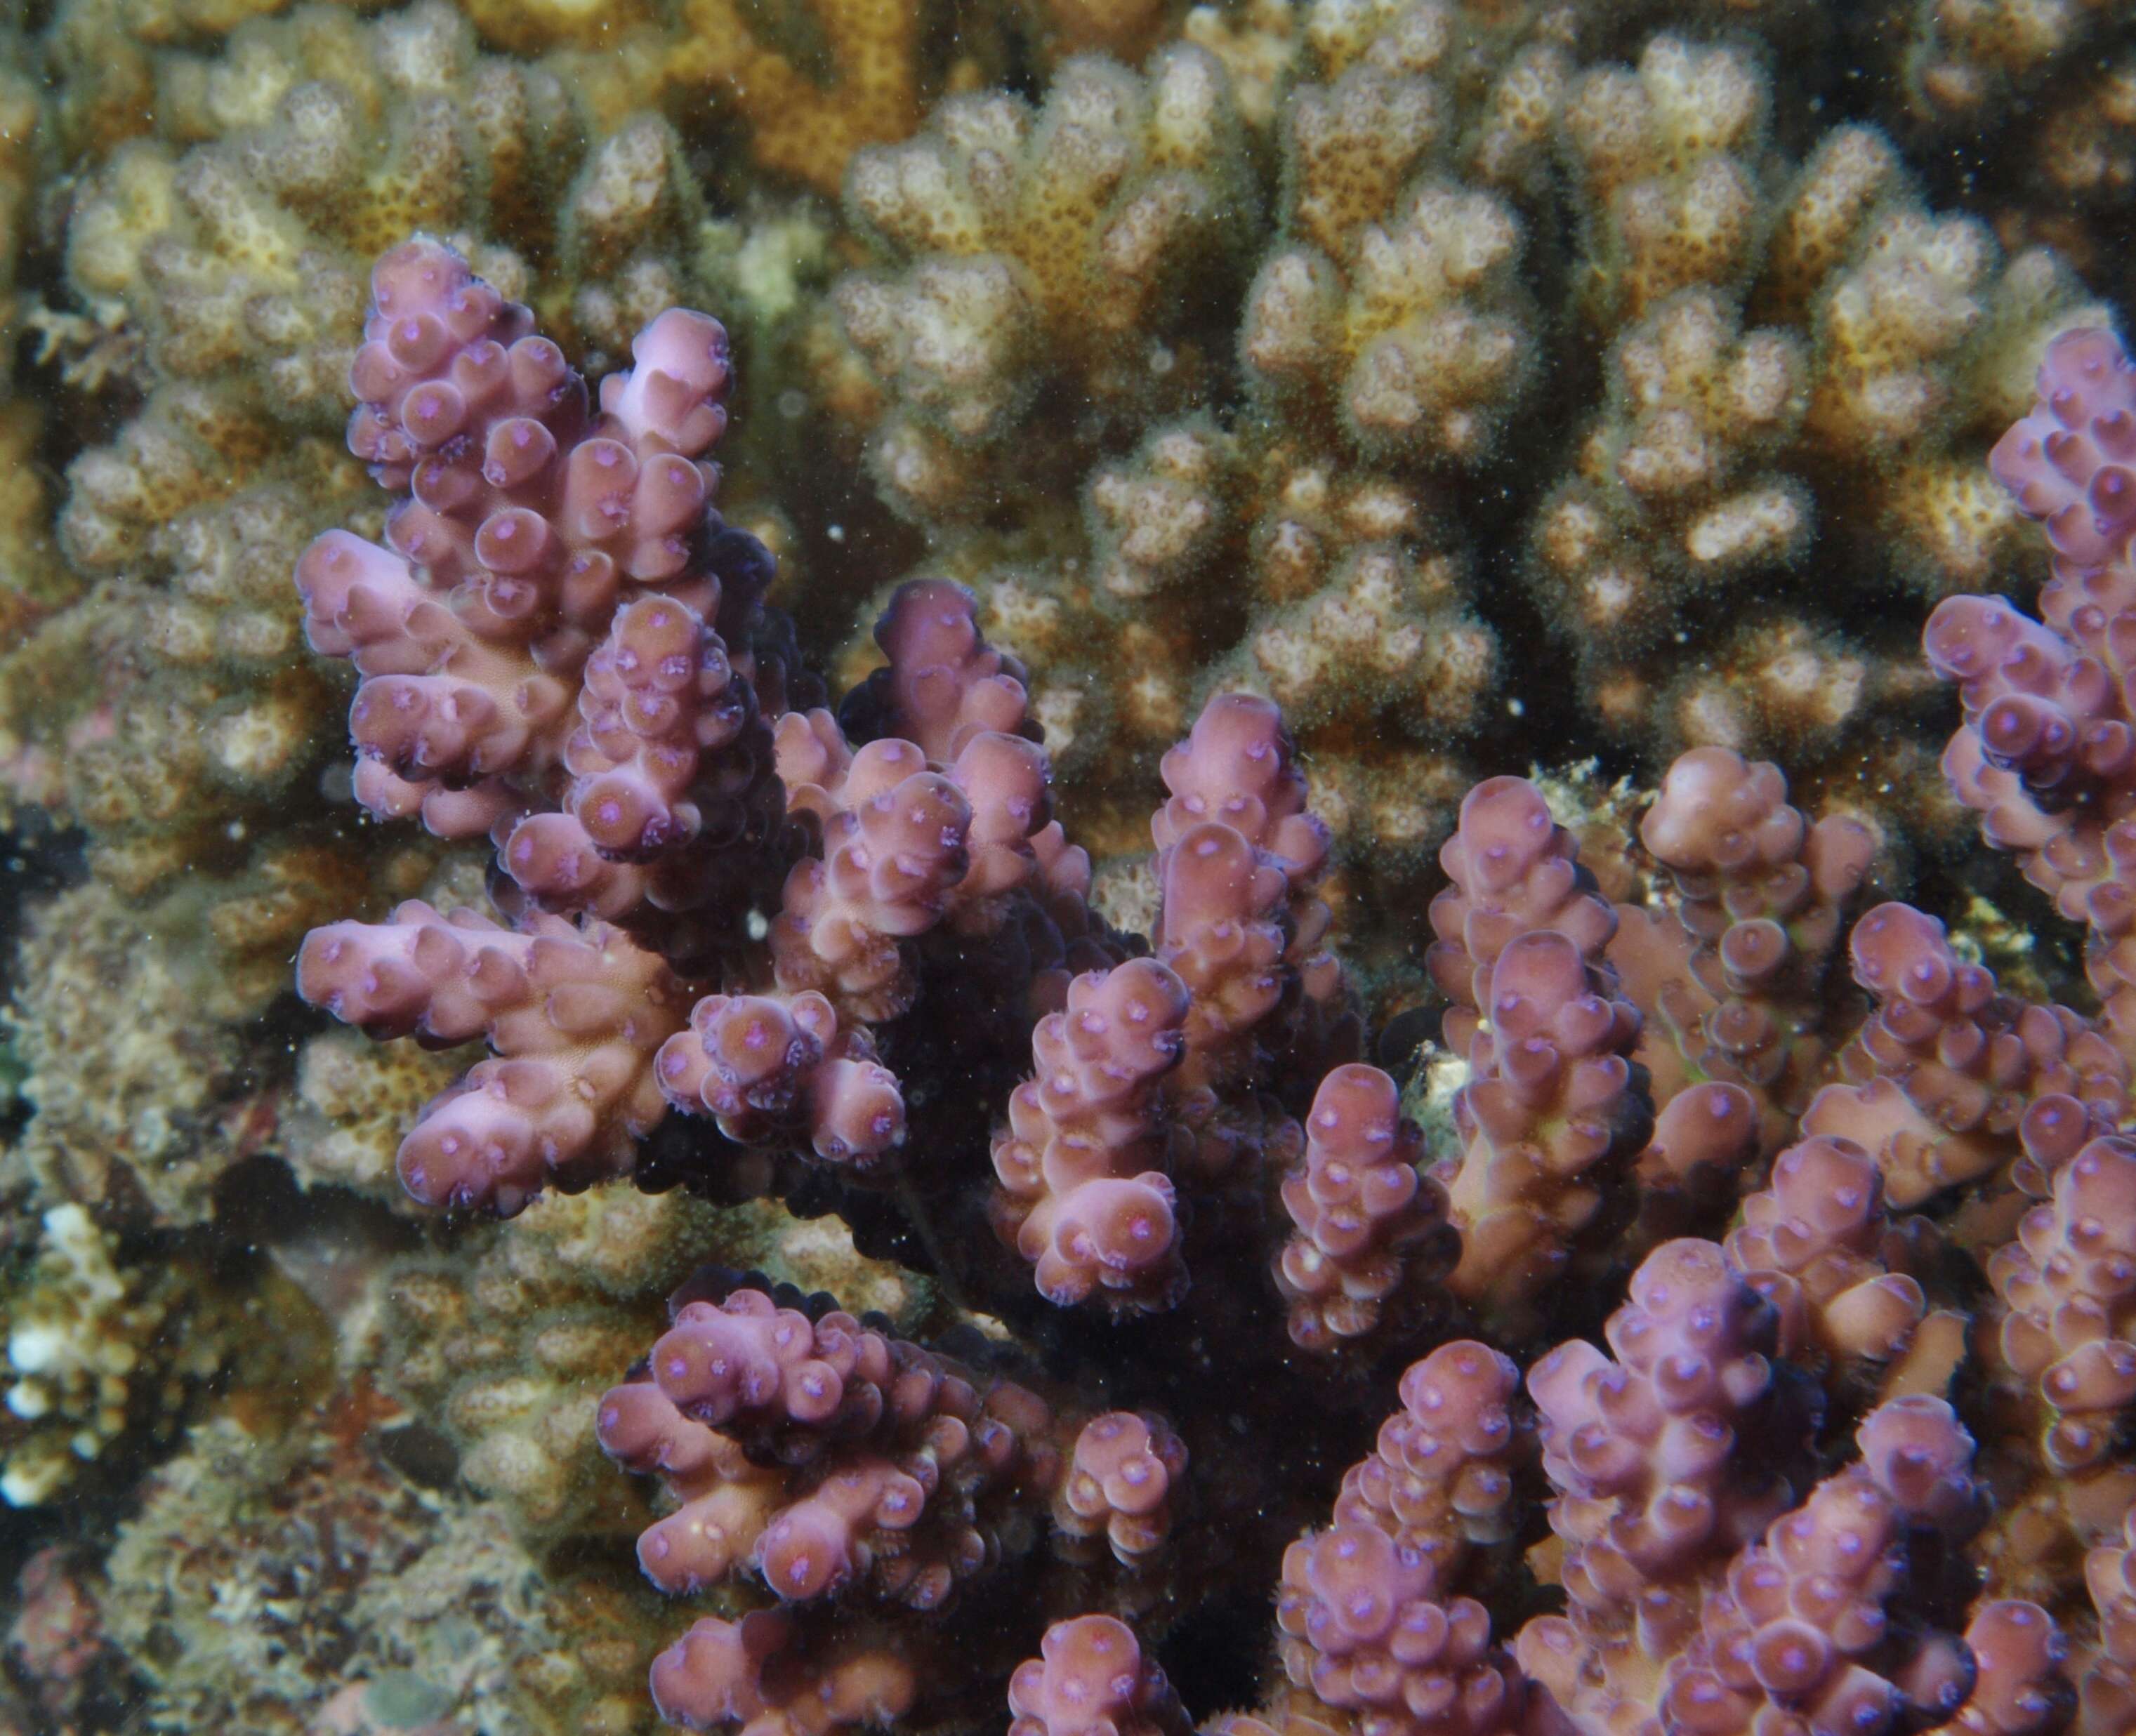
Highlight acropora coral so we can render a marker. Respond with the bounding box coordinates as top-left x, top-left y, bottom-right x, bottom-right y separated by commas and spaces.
0, 2, 2131, 1735
249, 226, 2136, 1736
